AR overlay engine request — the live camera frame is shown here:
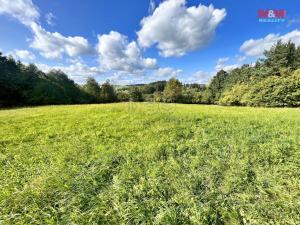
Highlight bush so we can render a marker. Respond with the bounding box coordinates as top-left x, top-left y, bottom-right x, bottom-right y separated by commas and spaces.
100, 81, 117, 103
82, 77, 101, 102
164, 78, 183, 103
117, 90, 130, 102
244, 70, 300, 107
220, 69, 300, 107
129, 87, 144, 102
219, 84, 250, 106
143, 94, 154, 102
153, 91, 164, 102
